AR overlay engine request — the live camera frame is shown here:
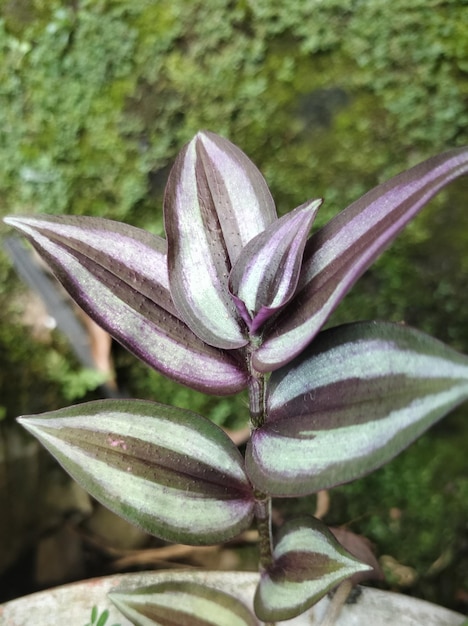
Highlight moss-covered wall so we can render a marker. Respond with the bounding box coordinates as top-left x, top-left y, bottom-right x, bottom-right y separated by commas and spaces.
1, 0, 467, 220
